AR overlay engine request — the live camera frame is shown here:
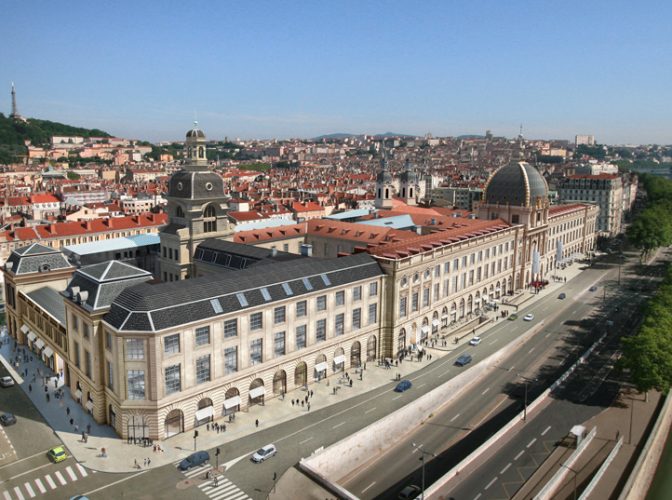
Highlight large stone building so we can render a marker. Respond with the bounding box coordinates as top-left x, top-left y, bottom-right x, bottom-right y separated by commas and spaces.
3, 125, 599, 441
557, 173, 622, 236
